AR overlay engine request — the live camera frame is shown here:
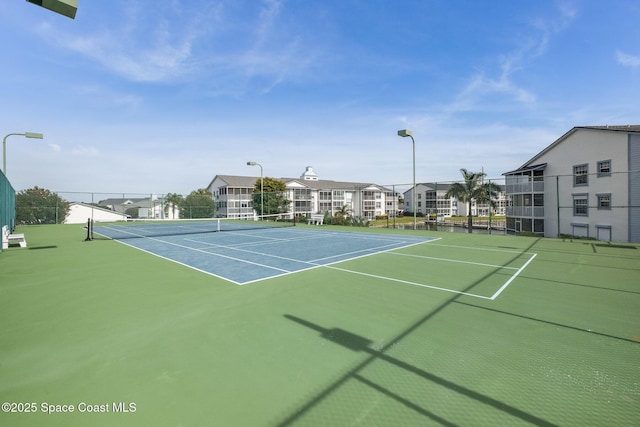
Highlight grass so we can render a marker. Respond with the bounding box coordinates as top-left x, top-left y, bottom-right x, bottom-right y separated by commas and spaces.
1, 224, 639, 426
